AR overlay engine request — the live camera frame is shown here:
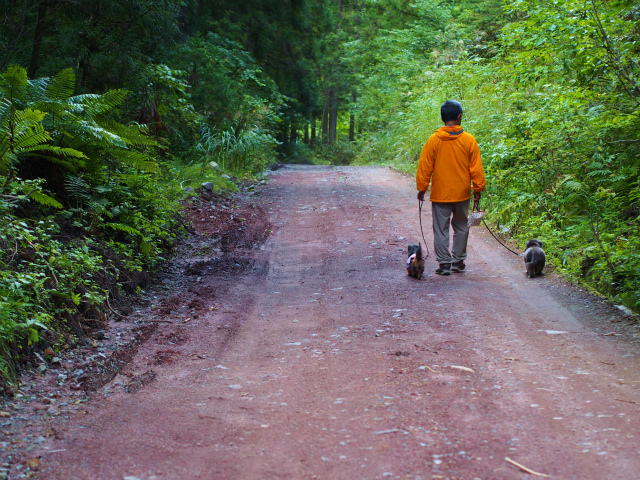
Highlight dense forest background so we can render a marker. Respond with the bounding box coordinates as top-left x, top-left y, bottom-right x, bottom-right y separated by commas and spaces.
1, 0, 639, 385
